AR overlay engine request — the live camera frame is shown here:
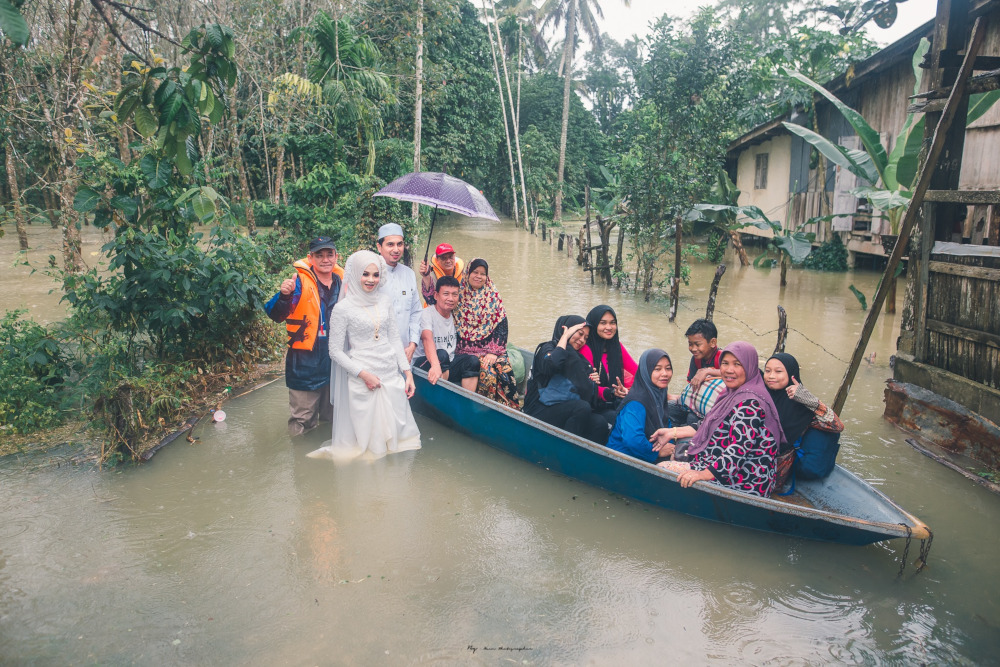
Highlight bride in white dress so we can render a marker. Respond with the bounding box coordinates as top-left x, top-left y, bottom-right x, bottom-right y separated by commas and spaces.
308, 250, 421, 461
